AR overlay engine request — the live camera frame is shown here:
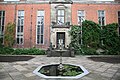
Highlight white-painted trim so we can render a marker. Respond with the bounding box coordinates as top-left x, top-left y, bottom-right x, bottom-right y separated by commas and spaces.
0, 10, 5, 44
16, 10, 24, 45
36, 10, 45, 45
77, 10, 85, 25
97, 10, 106, 26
